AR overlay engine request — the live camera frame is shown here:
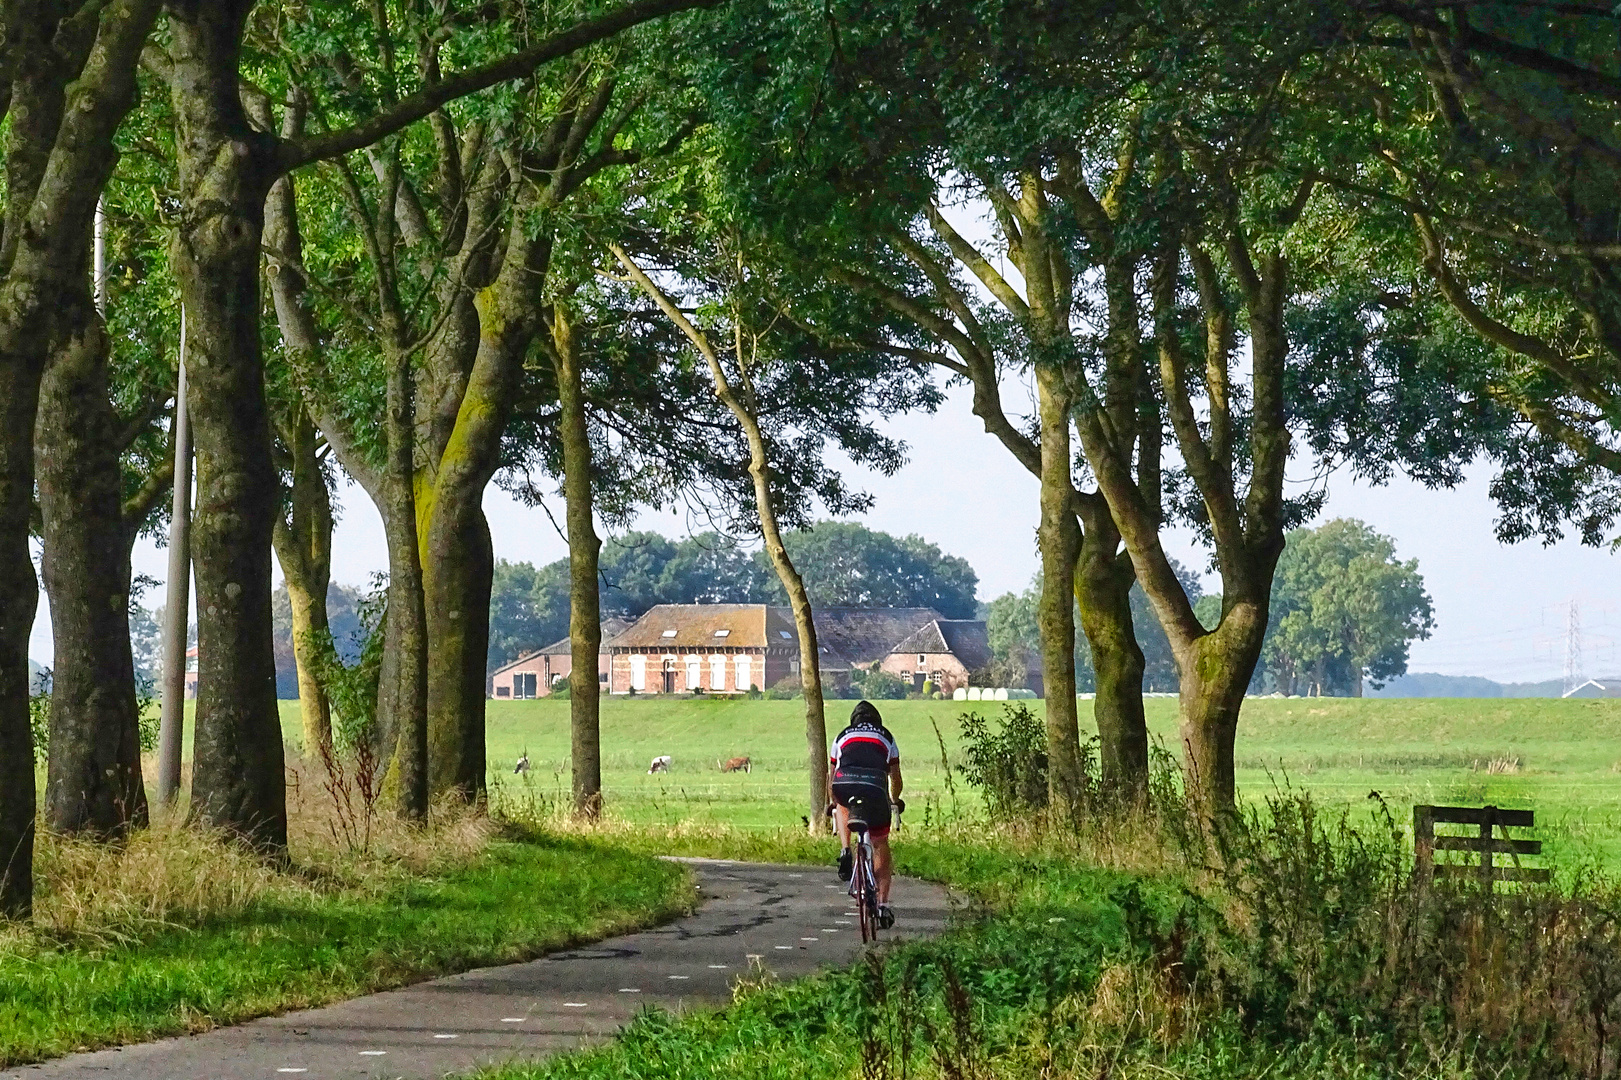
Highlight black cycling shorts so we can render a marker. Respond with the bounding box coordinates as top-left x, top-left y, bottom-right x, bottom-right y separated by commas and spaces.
832, 768, 891, 838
